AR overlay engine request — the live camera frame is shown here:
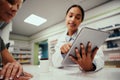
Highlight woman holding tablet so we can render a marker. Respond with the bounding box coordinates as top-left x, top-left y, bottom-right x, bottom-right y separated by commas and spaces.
52, 4, 104, 71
